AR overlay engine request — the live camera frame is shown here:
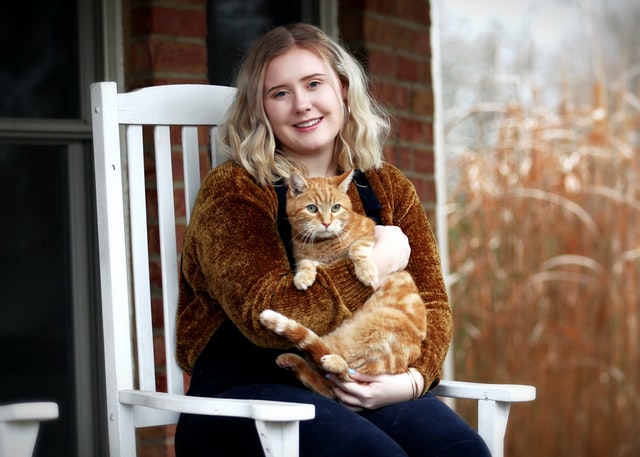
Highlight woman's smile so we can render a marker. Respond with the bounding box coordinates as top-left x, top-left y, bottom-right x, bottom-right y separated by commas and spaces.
294, 118, 322, 129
